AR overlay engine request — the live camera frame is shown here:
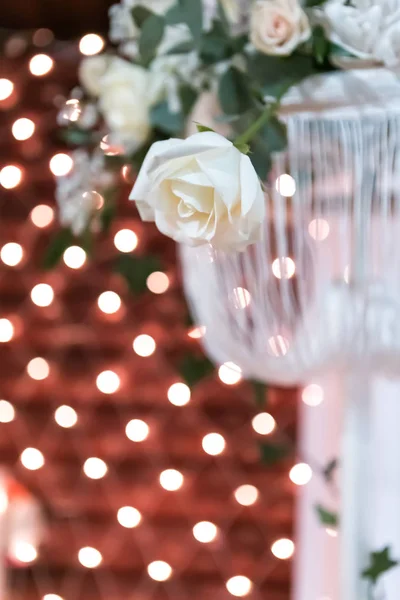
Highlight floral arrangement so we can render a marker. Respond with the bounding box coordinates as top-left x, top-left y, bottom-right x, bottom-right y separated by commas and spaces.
55, 0, 400, 254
